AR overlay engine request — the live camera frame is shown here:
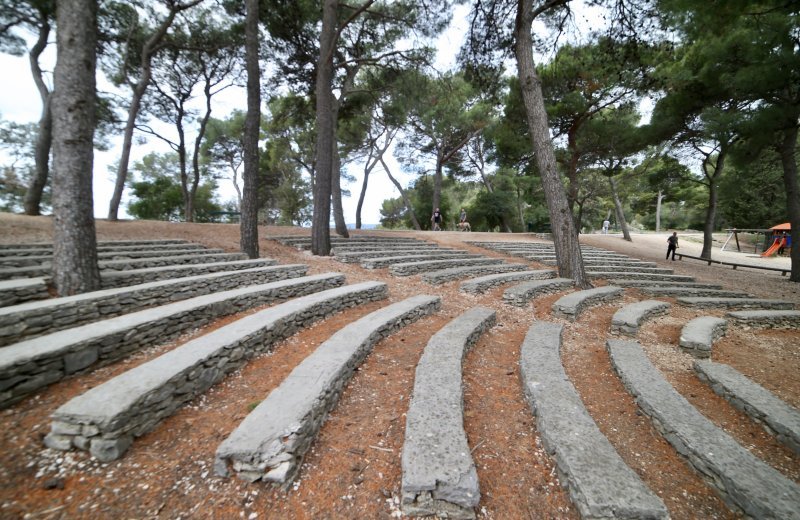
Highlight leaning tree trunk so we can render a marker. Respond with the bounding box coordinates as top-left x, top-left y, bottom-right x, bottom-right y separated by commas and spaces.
311, 0, 337, 256
655, 190, 665, 233
23, 17, 52, 216
190, 79, 213, 222
778, 125, 800, 282
240, 0, 260, 259
432, 156, 443, 216
331, 145, 349, 237
609, 176, 631, 241
51, 0, 101, 296
514, 0, 587, 287
355, 162, 372, 230
380, 157, 421, 230
700, 152, 726, 260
